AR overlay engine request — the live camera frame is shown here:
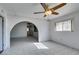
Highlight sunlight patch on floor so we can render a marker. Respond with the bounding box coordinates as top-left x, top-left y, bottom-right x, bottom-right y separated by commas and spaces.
33, 43, 48, 49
